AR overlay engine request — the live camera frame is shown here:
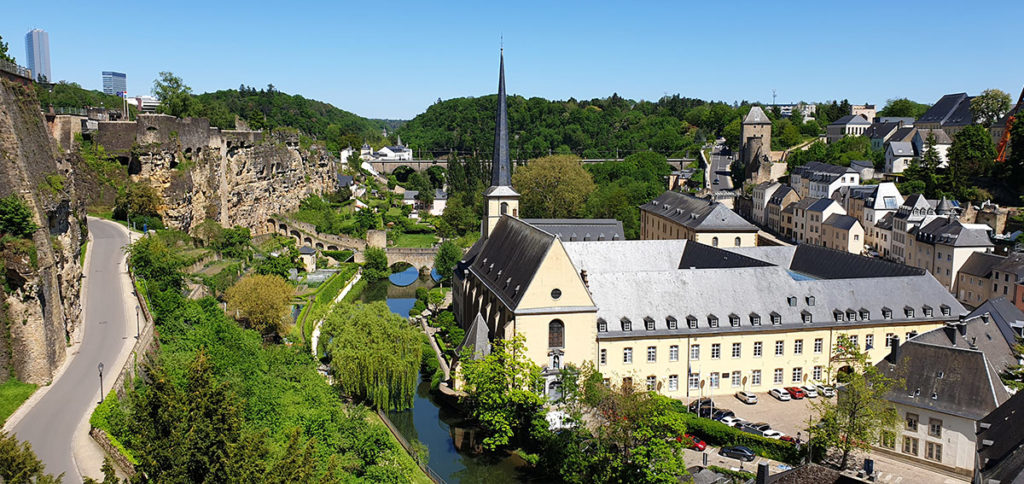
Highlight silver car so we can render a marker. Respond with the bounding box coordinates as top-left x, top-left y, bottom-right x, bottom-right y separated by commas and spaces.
735, 391, 758, 405
769, 388, 791, 401
815, 384, 836, 397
